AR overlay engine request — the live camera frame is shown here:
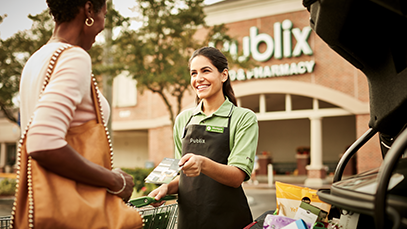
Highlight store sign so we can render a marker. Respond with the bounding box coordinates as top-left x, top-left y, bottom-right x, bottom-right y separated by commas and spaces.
229, 60, 315, 81
211, 19, 315, 81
